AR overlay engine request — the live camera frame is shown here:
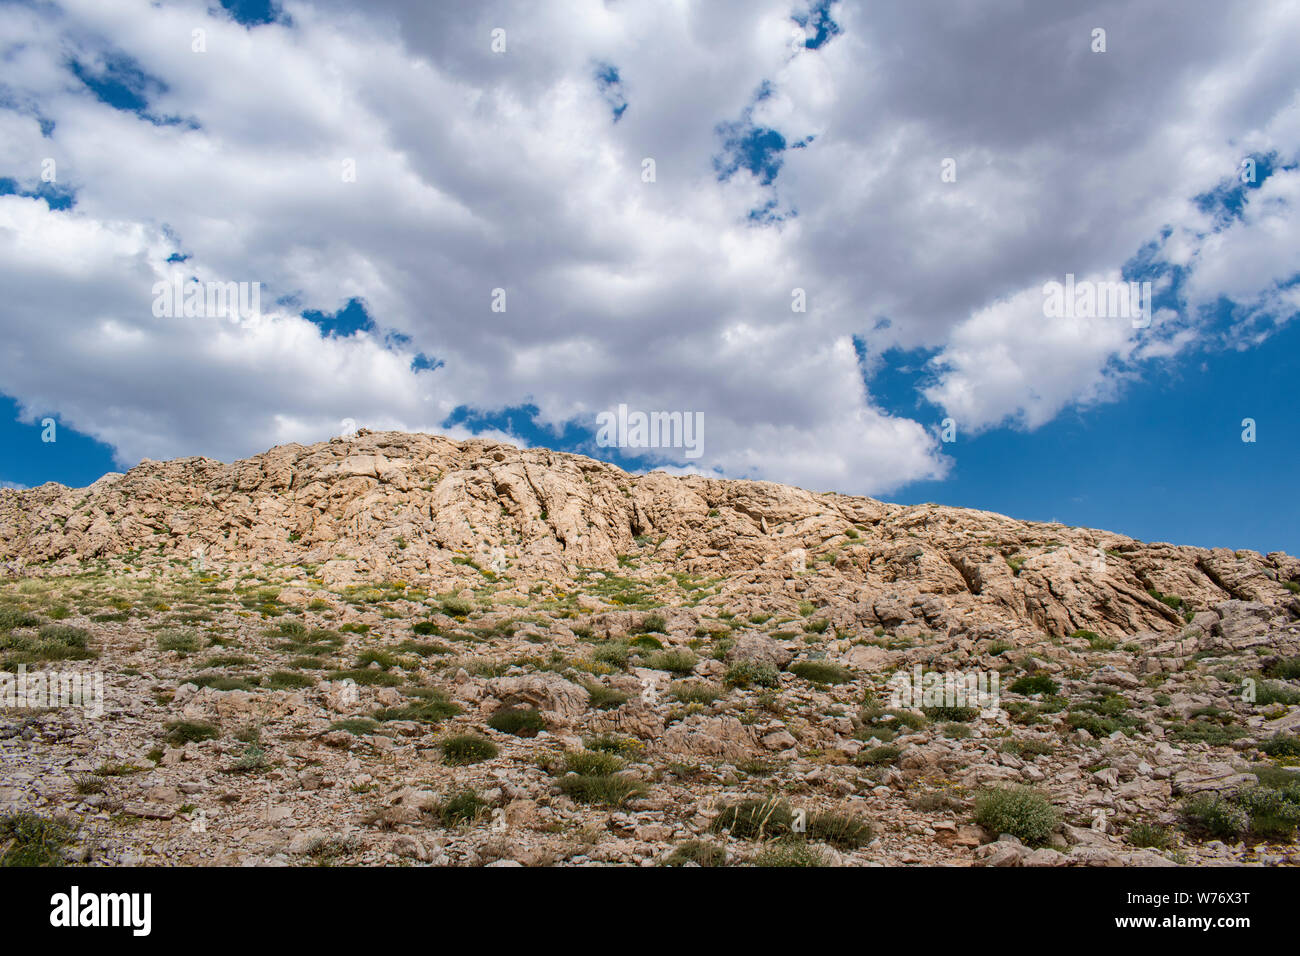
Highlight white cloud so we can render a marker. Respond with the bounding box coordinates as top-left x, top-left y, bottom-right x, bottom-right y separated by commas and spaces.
0, 0, 1295, 492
